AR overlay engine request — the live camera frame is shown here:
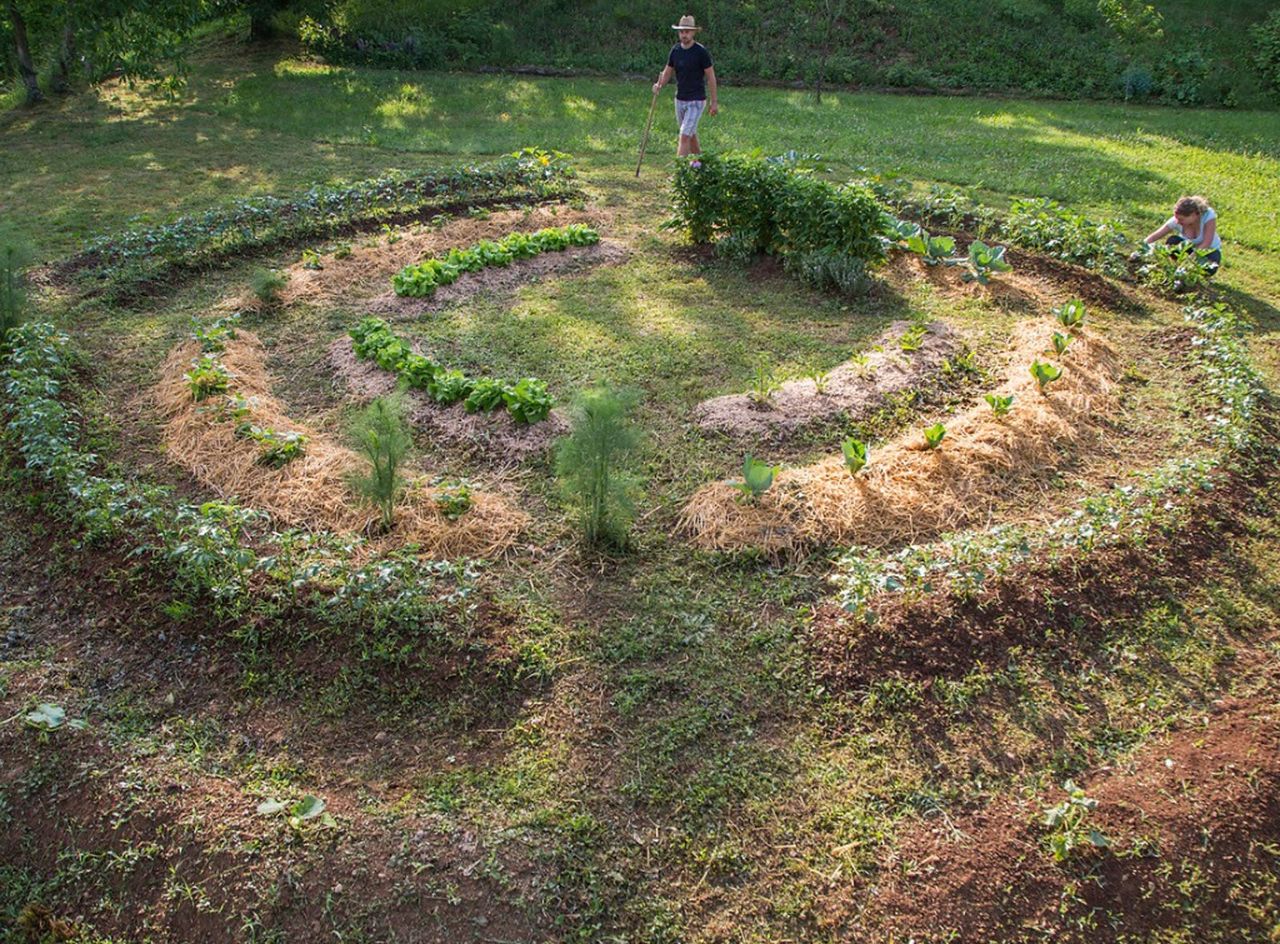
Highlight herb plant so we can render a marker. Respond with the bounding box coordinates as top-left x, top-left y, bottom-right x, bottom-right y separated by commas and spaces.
748, 359, 781, 407
251, 268, 288, 305
348, 394, 413, 531
923, 423, 946, 449
1051, 332, 1072, 355
555, 386, 642, 547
